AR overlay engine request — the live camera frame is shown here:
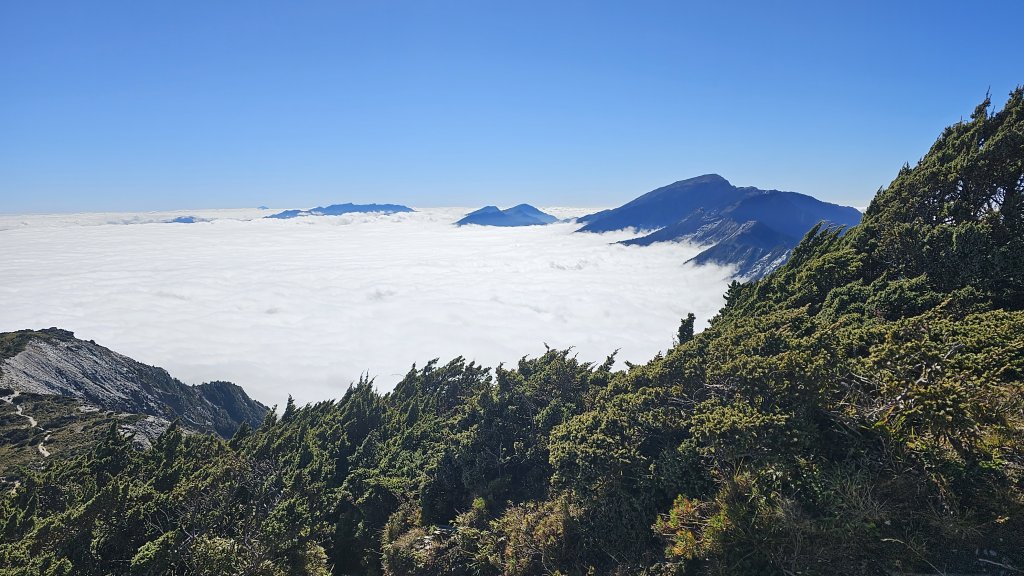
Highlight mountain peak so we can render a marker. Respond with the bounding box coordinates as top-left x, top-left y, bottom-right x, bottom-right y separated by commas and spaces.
457, 204, 557, 227
576, 174, 746, 233
467, 205, 502, 215
676, 173, 730, 186
581, 174, 861, 278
